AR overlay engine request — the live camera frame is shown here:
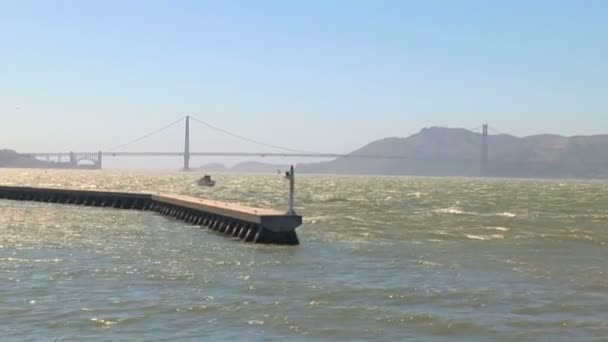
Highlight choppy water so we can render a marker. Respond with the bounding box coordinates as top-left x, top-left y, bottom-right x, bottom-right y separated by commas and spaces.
1, 169, 607, 341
